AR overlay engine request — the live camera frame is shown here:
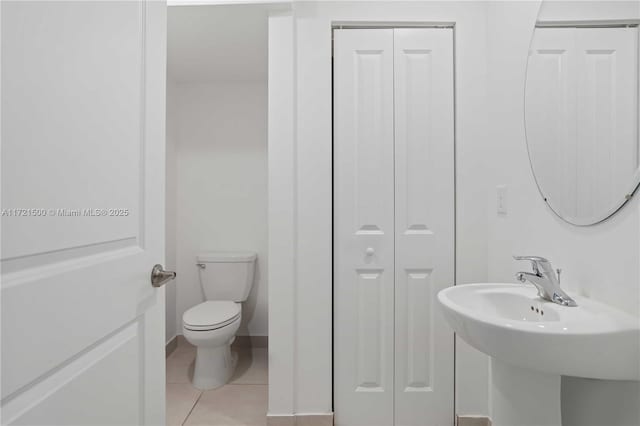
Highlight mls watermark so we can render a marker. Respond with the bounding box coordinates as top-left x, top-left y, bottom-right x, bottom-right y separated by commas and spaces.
1, 208, 130, 217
